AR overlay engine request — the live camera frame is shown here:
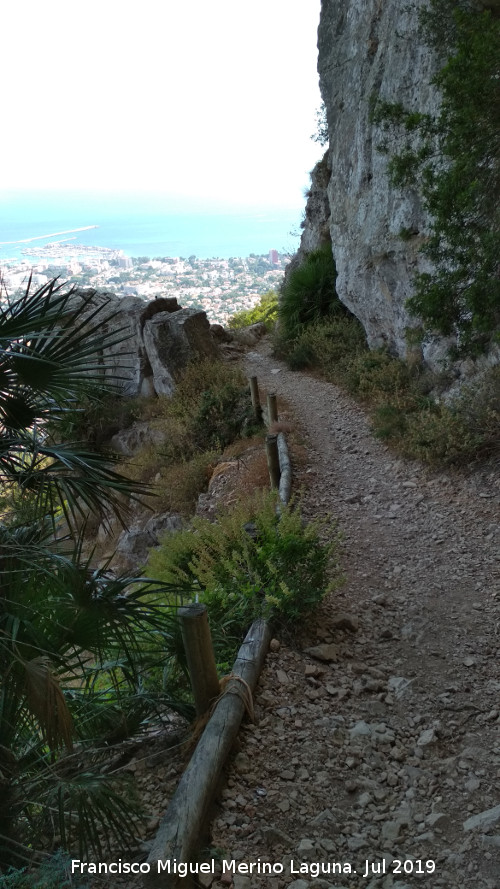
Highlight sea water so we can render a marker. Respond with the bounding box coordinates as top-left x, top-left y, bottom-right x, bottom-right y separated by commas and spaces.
0, 190, 302, 263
